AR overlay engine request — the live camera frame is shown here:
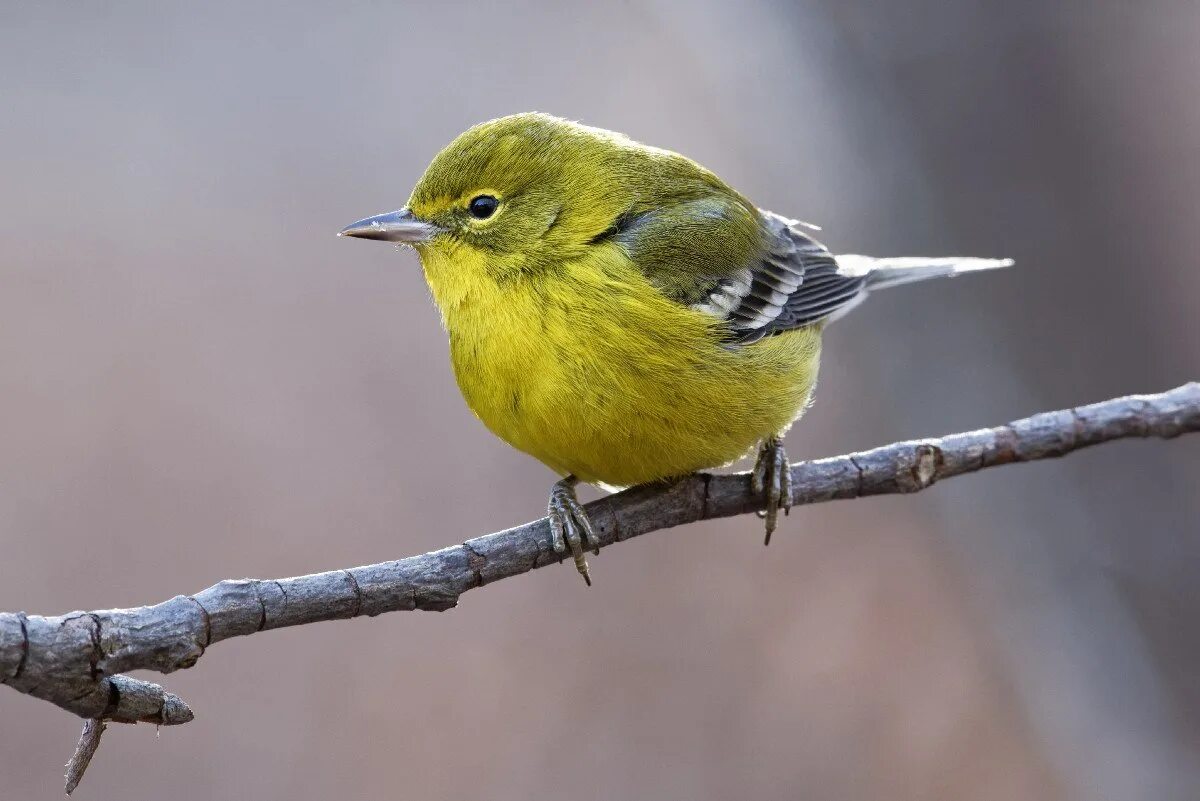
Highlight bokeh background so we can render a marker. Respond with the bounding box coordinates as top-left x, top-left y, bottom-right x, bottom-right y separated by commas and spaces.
2, 2, 1198, 799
